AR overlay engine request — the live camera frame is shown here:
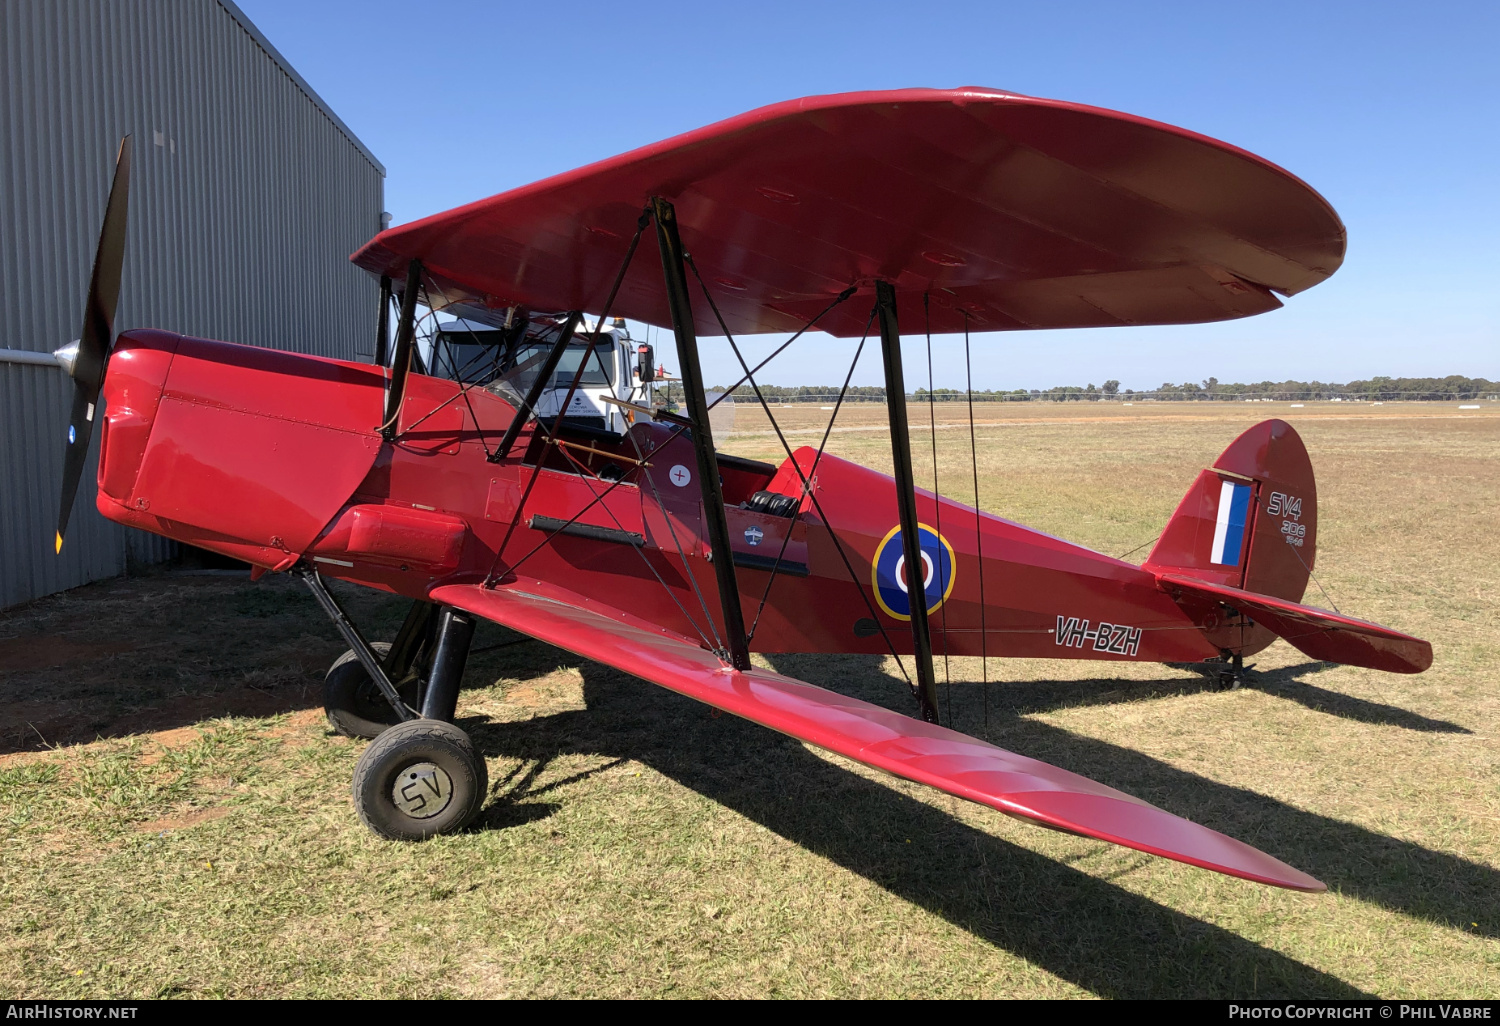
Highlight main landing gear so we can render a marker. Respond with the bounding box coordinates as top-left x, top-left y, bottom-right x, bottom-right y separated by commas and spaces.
296, 568, 486, 840
353, 719, 489, 840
